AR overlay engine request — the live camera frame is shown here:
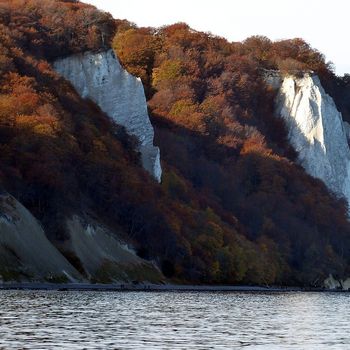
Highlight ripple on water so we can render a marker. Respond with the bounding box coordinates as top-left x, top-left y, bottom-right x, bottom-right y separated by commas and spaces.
0, 291, 349, 349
